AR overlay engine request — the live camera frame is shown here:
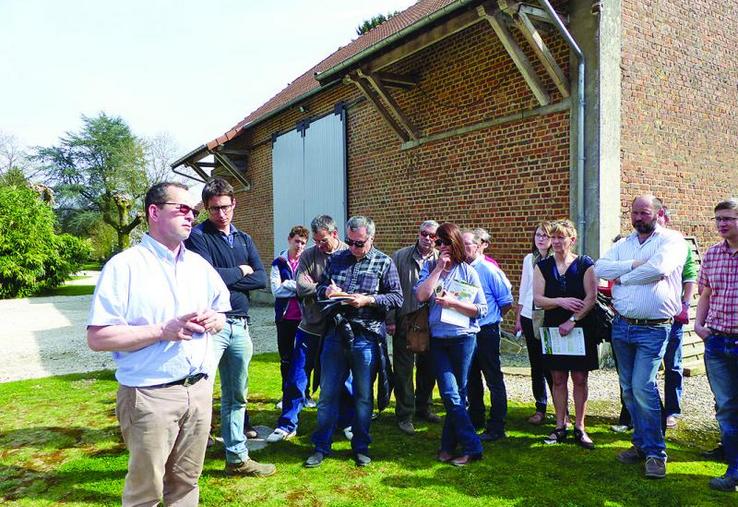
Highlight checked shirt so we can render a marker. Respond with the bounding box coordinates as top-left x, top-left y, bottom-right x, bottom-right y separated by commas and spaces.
317, 248, 403, 336
698, 240, 738, 334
